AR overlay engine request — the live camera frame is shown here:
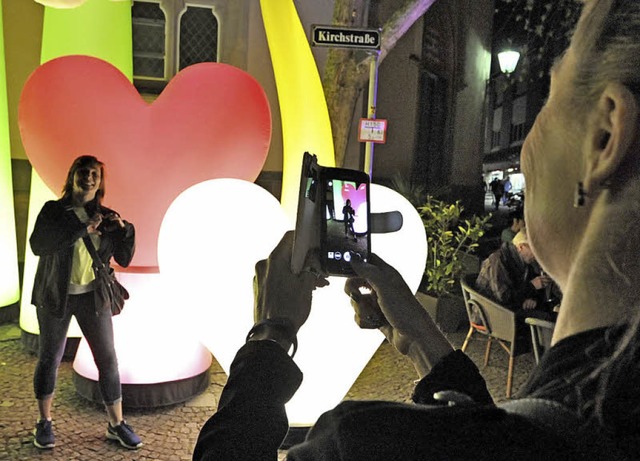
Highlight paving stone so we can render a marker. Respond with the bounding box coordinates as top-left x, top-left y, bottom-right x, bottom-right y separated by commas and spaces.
0, 324, 536, 460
